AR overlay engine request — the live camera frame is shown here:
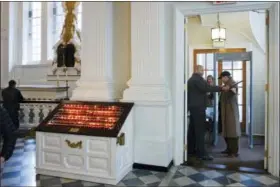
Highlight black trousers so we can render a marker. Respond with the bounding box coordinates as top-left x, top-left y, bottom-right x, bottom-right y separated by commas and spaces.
224, 137, 239, 154
5, 109, 20, 129
218, 101, 222, 134
187, 107, 207, 157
